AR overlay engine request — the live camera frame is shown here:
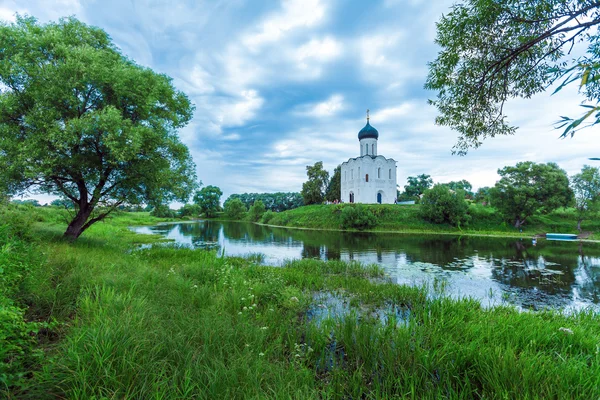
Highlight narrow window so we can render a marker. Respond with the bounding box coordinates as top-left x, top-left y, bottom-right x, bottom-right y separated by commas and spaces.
366, 174, 369, 182
372, 144, 374, 154
378, 167, 381, 179
389, 169, 391, 179
366, 145, 368, 155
